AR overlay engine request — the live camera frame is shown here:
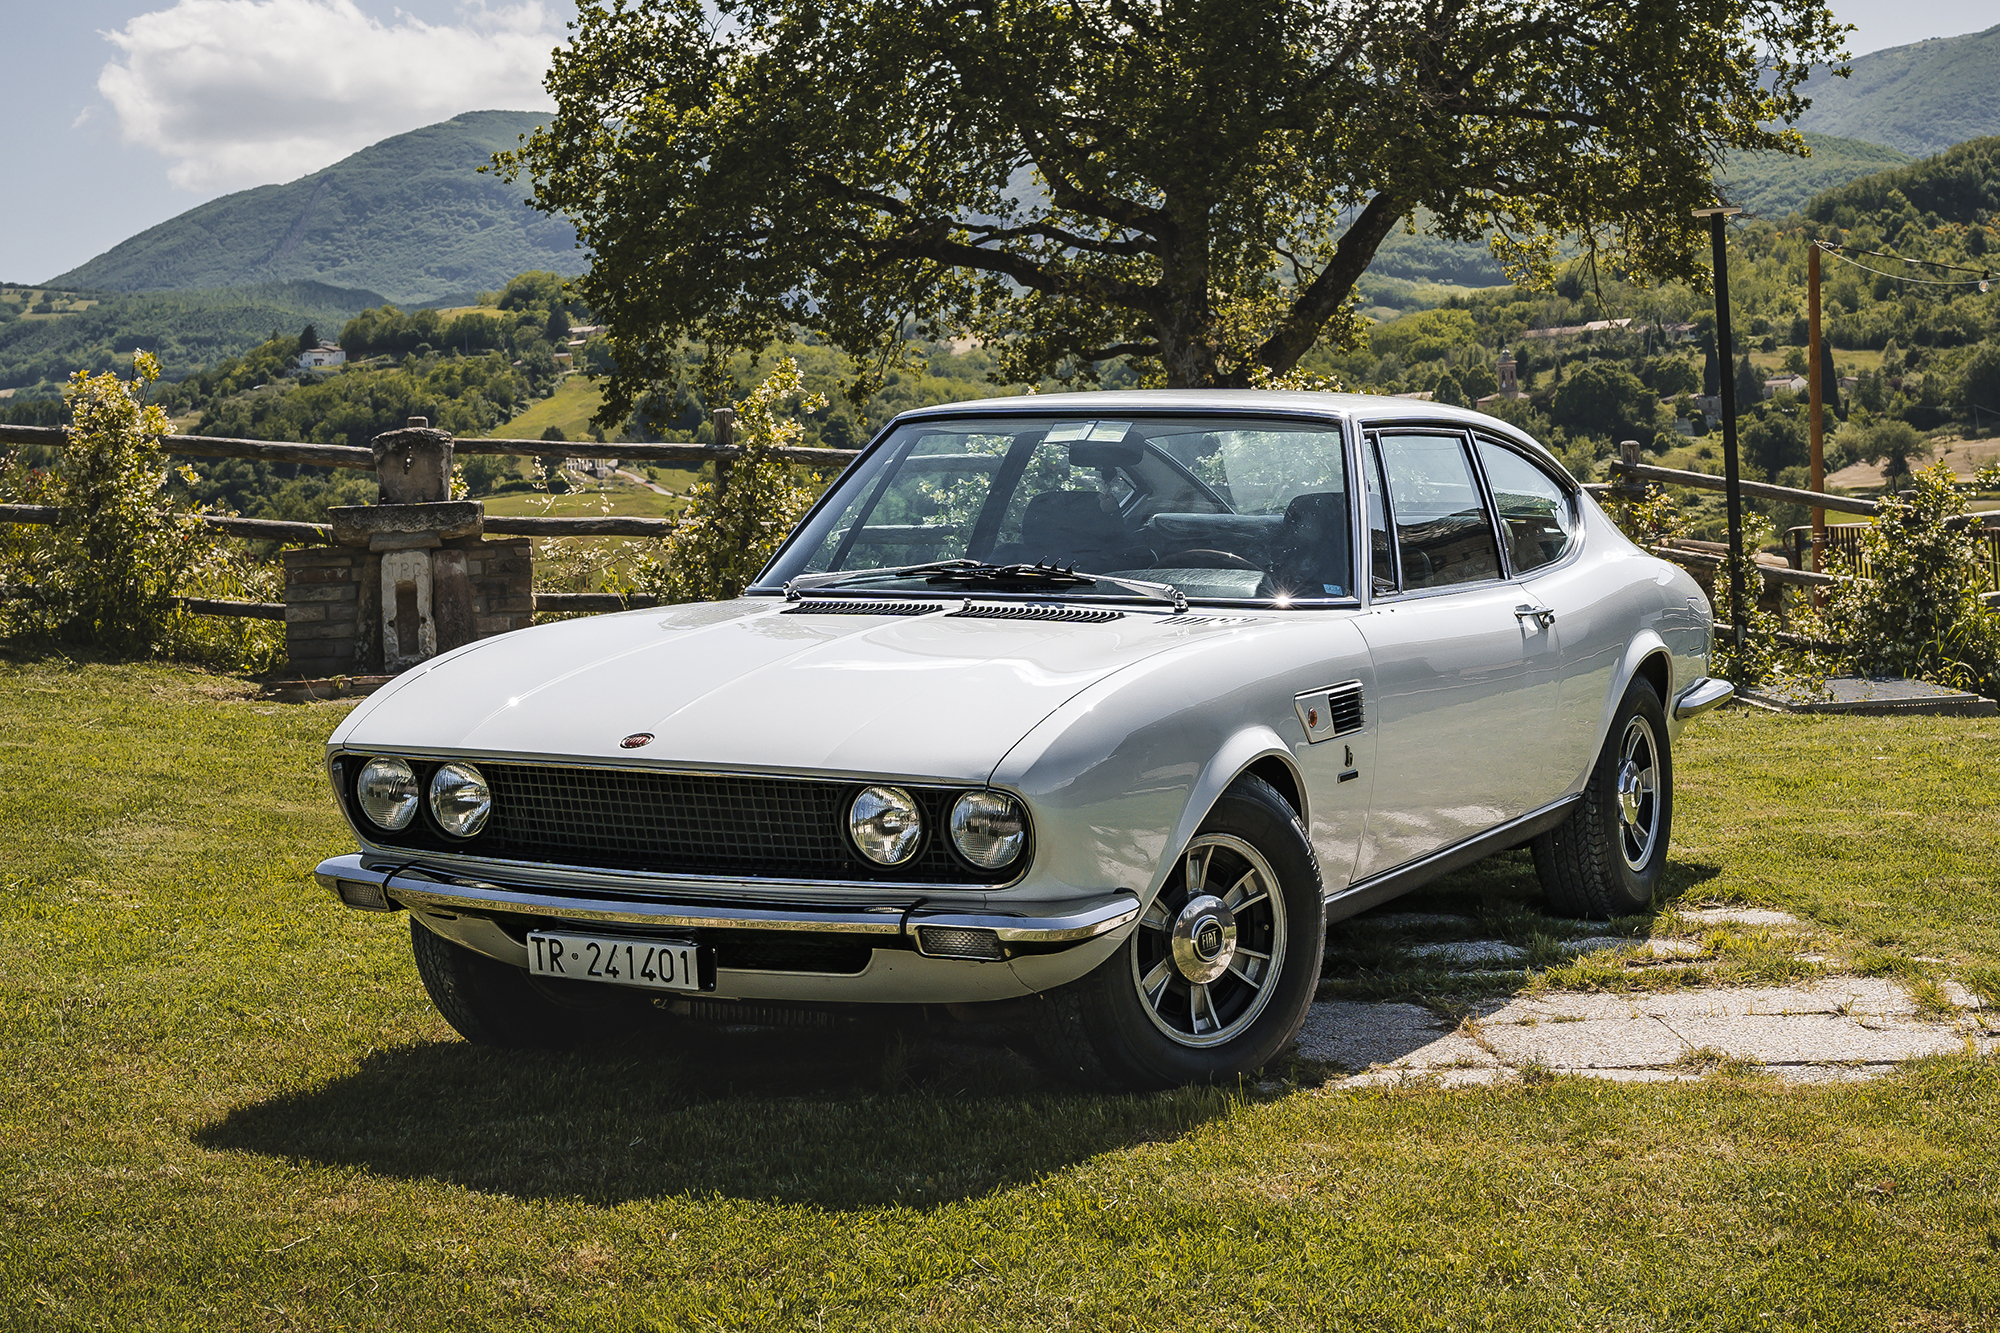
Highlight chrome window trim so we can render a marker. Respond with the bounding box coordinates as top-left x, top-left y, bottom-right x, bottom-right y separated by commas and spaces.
1359, 425, 1516, 603
1468, 432, 1588, 583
